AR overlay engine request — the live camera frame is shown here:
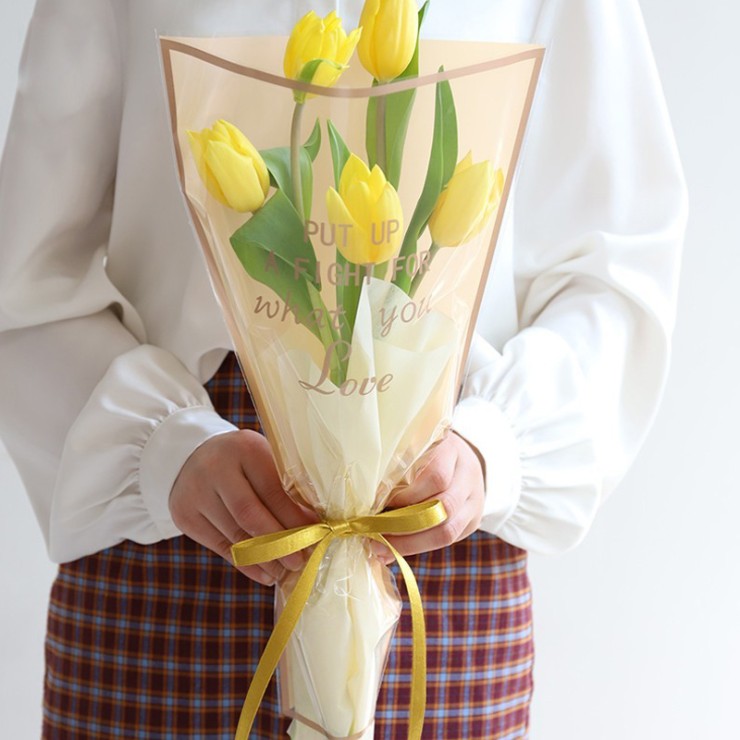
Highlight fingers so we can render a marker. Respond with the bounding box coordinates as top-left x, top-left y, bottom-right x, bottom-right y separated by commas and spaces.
200, 493, 287, 586
380, 486, 478, 561
388, 438, 458, 508
377, 435, 486, 562
170, 430, 314, 579
238, 433, 320, 531
216, 472, 306, 573
171, 428, 485, 581
185, 512, 283, 586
